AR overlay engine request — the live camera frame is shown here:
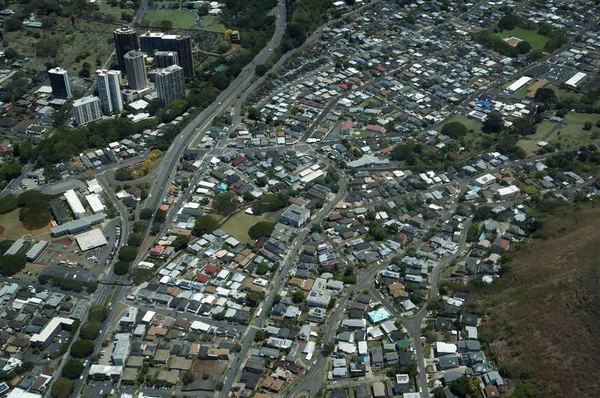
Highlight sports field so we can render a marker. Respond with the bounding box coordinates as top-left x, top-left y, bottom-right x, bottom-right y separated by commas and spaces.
143, 10, 198, 29
498, 27, 549, 50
